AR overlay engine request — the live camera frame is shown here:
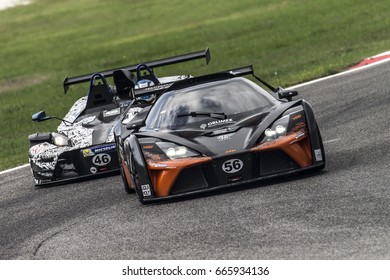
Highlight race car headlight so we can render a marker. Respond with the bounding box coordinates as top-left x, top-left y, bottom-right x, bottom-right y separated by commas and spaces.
51, 133, 70, 146
156, 142, 199, 160
261, 115, 289, 143
275, 125, 286, 134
